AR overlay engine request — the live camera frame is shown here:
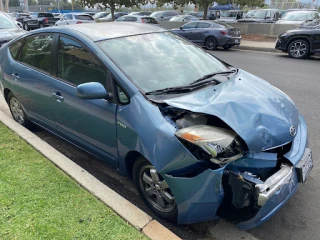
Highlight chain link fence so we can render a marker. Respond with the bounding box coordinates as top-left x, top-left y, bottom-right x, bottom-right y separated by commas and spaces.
268, 2, 319, 9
